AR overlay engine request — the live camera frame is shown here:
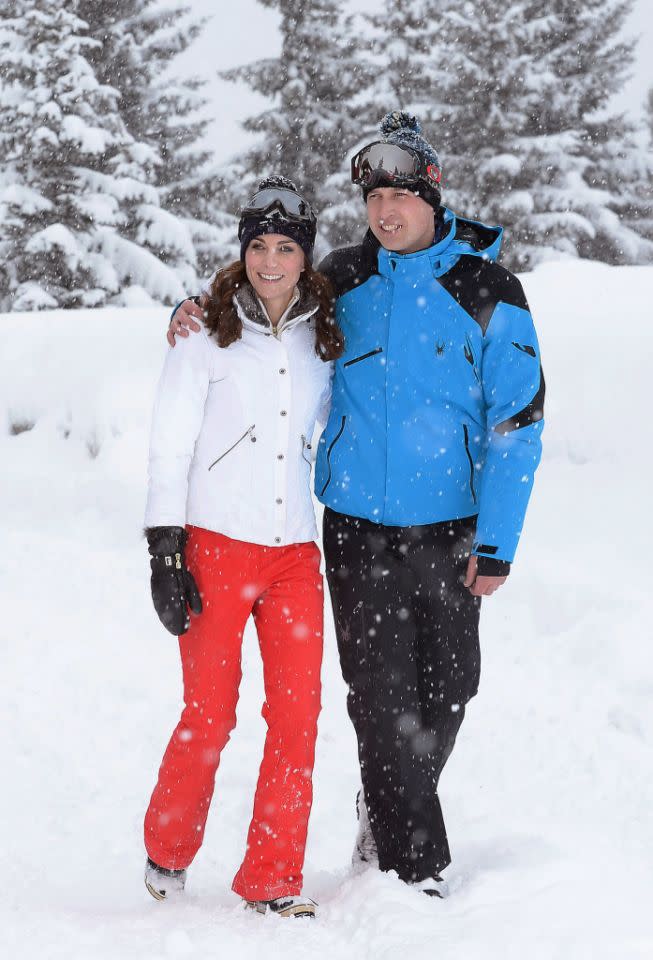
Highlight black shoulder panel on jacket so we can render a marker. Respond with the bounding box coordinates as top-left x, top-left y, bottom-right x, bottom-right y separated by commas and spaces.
317, 231, 380, 299
437, 256, 530, 334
